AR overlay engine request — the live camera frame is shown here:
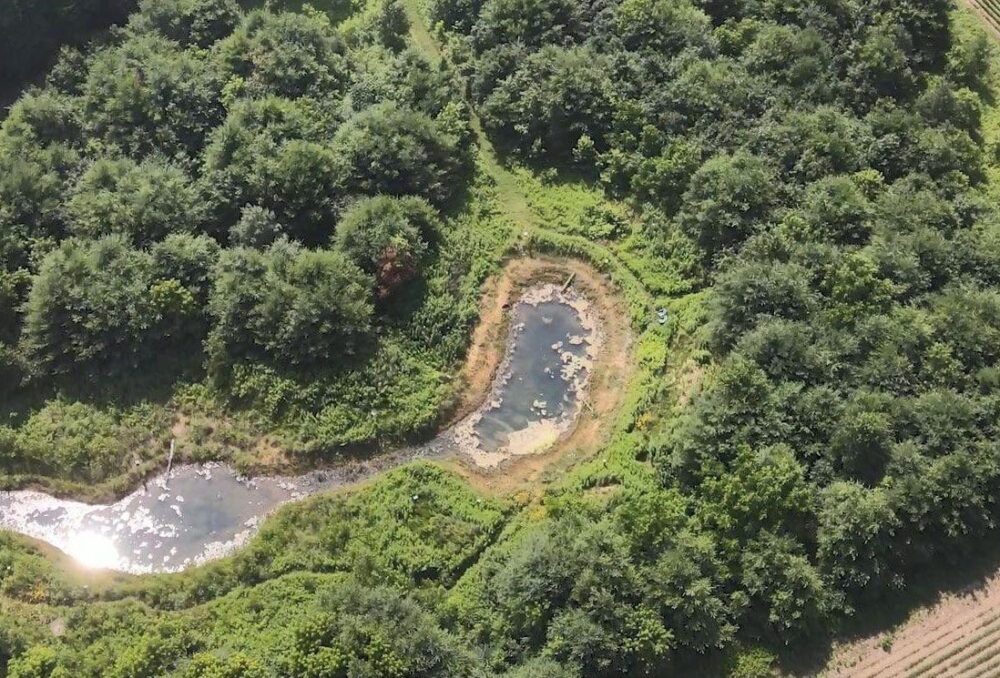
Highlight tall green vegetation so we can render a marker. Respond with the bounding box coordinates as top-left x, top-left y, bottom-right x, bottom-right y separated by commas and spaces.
207, 242, 374, 368
0, 0, 477, 472
423, 0, 1000, 670
5, 0, 1000, 676
21, 235, 215, 378
336, 196, 439, 299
